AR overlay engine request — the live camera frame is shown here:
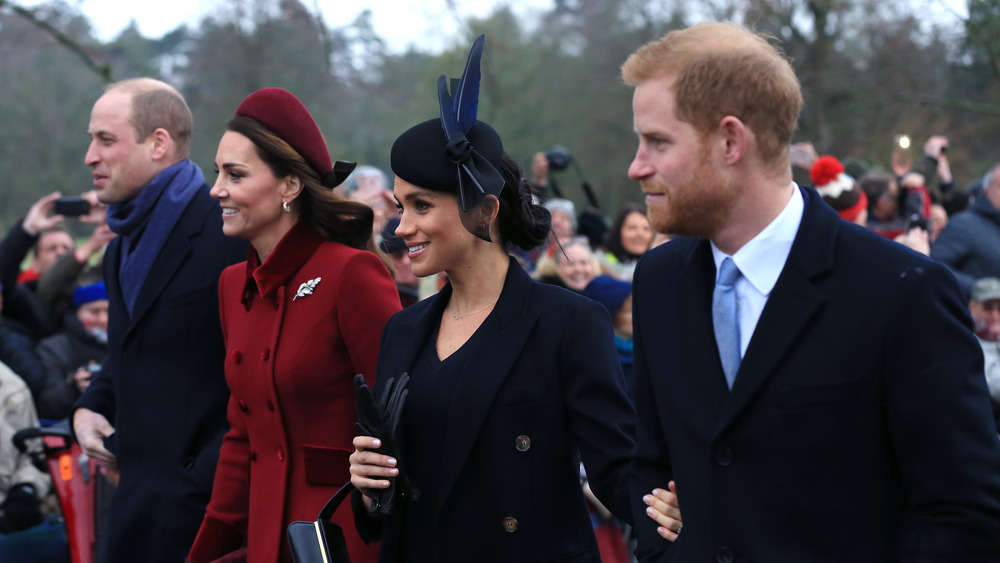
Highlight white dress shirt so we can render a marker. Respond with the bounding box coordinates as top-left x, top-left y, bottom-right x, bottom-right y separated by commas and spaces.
711, 185, 804, 358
